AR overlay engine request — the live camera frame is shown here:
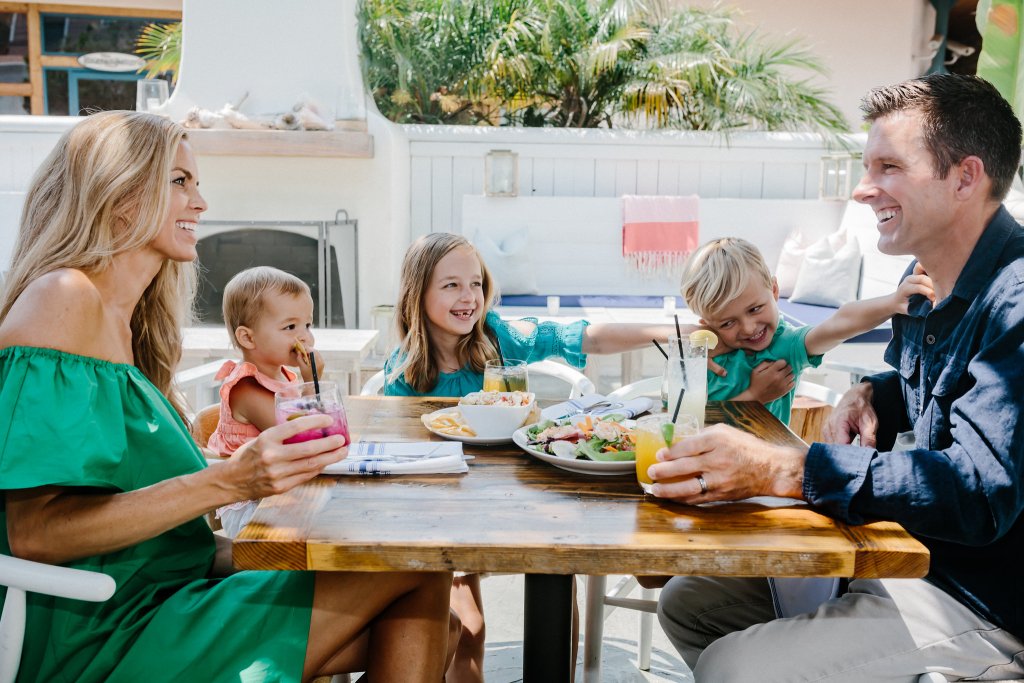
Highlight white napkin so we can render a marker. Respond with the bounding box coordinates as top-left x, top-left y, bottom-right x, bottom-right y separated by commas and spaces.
540, 393, 655, 422
324, 441, 469, 475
